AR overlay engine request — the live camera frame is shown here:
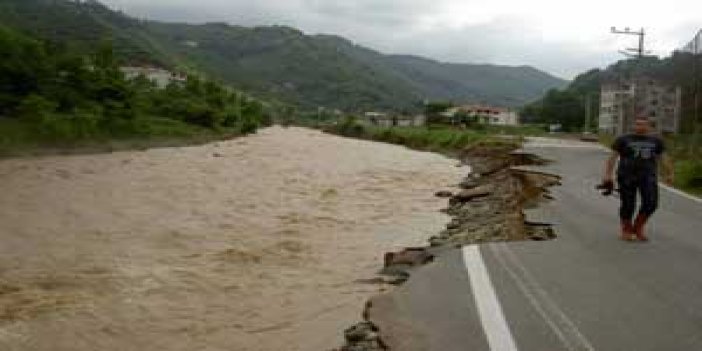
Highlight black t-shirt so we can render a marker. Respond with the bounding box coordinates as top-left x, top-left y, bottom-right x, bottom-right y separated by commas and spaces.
612, 134, 665, 177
